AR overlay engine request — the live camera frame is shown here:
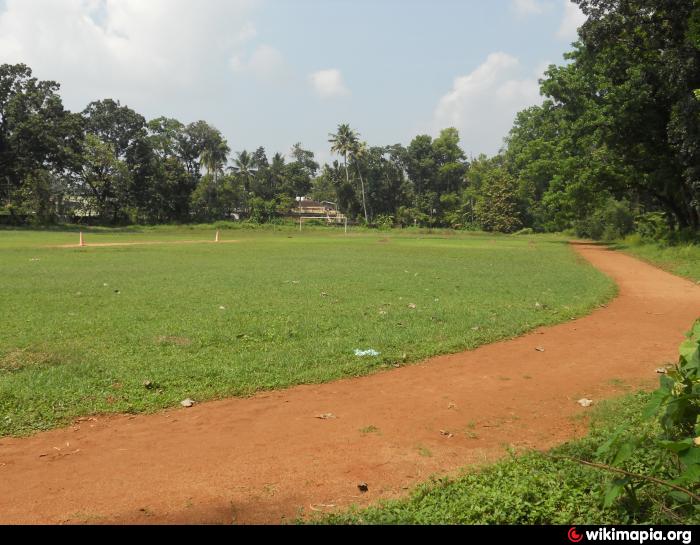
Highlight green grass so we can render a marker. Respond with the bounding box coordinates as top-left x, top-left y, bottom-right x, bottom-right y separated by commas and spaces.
0, 227, 615, 436
615, 237, 700, 282
315, 392, 700, 525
